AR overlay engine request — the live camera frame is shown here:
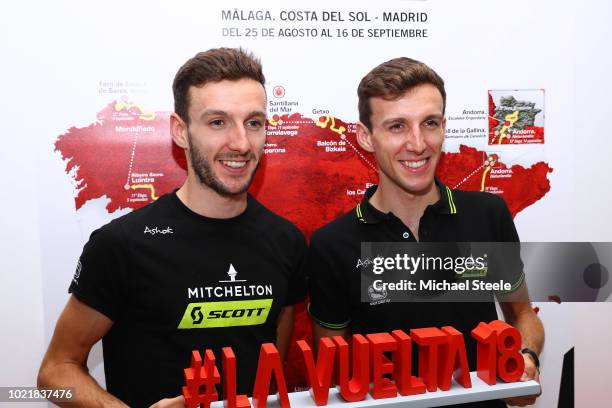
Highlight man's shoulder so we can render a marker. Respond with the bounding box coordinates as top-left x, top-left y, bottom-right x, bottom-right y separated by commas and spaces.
248, 196, 305, 242
311, 207, 359, 244
90, 193, 175, 240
